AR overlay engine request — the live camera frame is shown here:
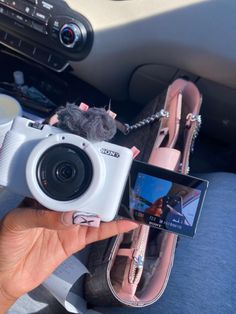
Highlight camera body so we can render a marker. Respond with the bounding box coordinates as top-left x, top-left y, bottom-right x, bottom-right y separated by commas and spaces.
0, 117, 133, 221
